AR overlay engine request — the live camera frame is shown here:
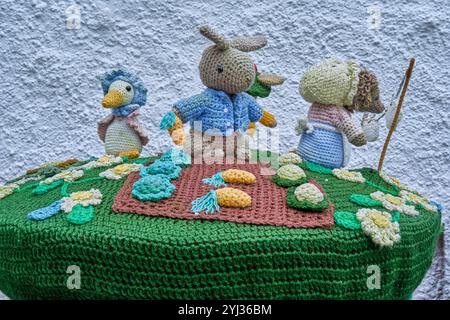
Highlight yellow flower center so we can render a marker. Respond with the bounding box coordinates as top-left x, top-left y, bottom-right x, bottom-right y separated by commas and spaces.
368, 212, 390, 228
71, 191, 94, 201
113, 164, 131, 175
385, 195, 403, 206
97, 156, 111, 163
